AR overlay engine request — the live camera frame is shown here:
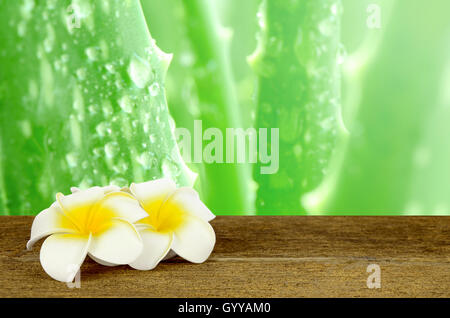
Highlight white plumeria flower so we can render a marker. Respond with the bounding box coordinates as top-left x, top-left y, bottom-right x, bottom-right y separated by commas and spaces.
27, 186, 148, 282
127, 178, 216, 270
